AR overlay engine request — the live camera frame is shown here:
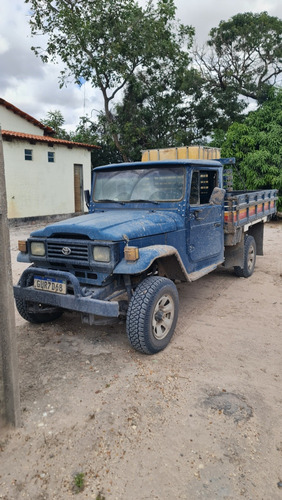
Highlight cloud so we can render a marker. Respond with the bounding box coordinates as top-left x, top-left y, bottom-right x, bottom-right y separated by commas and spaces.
175, 0, 282, 43
0, 35, 10, 55
1, 0, 281, 132
0, 1, 104, 131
